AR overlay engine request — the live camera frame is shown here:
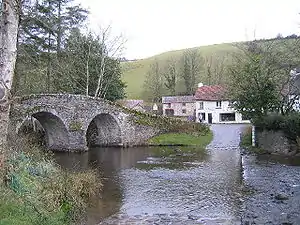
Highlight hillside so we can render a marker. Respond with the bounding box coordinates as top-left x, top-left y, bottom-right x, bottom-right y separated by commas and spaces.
121, 42, 240, 99
121, 38, 299, 100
